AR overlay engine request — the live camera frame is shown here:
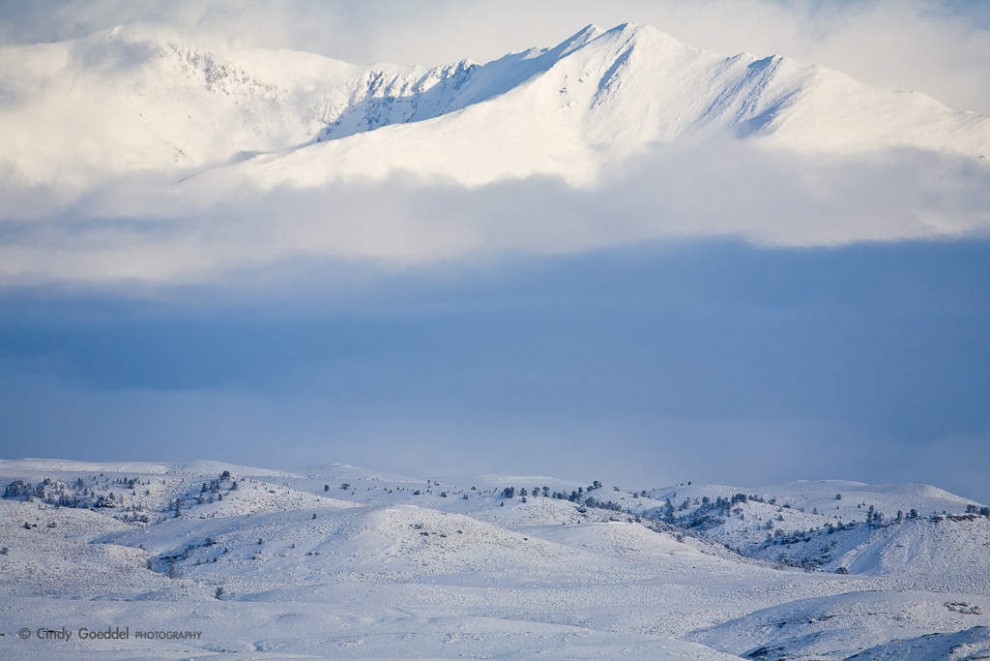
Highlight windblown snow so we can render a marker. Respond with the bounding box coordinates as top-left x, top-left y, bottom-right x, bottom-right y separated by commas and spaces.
1, 458, 988, 659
